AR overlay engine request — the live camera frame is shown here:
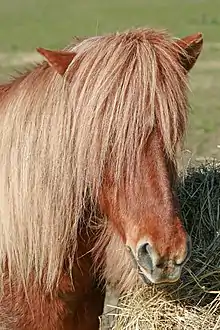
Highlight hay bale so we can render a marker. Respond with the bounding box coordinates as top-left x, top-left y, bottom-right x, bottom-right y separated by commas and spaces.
101, 160, 220, 329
